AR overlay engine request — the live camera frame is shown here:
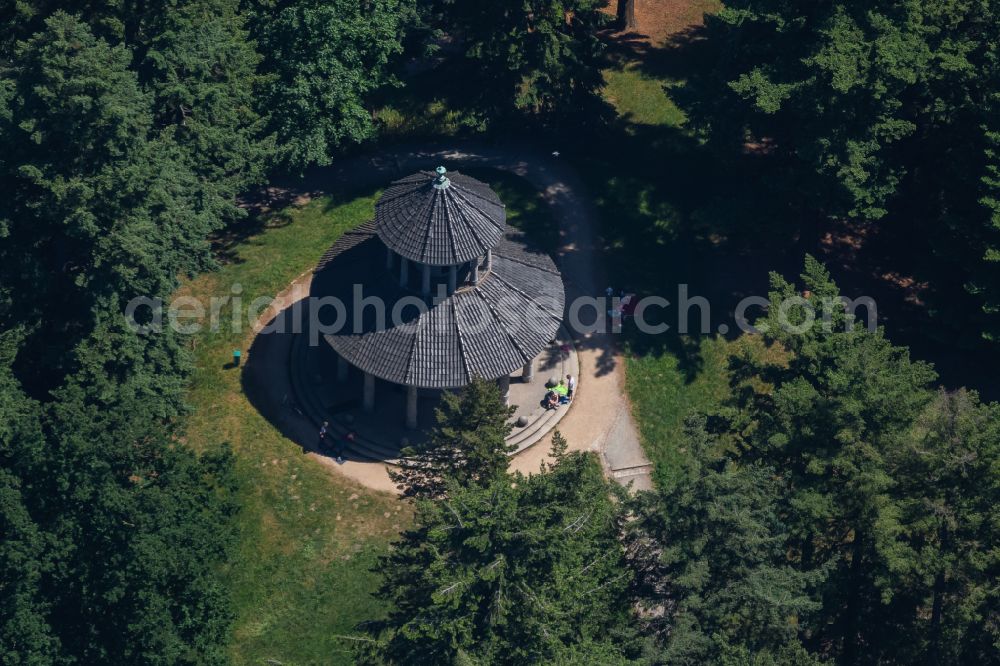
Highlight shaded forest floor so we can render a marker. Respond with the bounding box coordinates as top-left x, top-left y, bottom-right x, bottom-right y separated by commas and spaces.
601, 0, 721, 46
597, 1, 999, 394
371, 0, 1000, 485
